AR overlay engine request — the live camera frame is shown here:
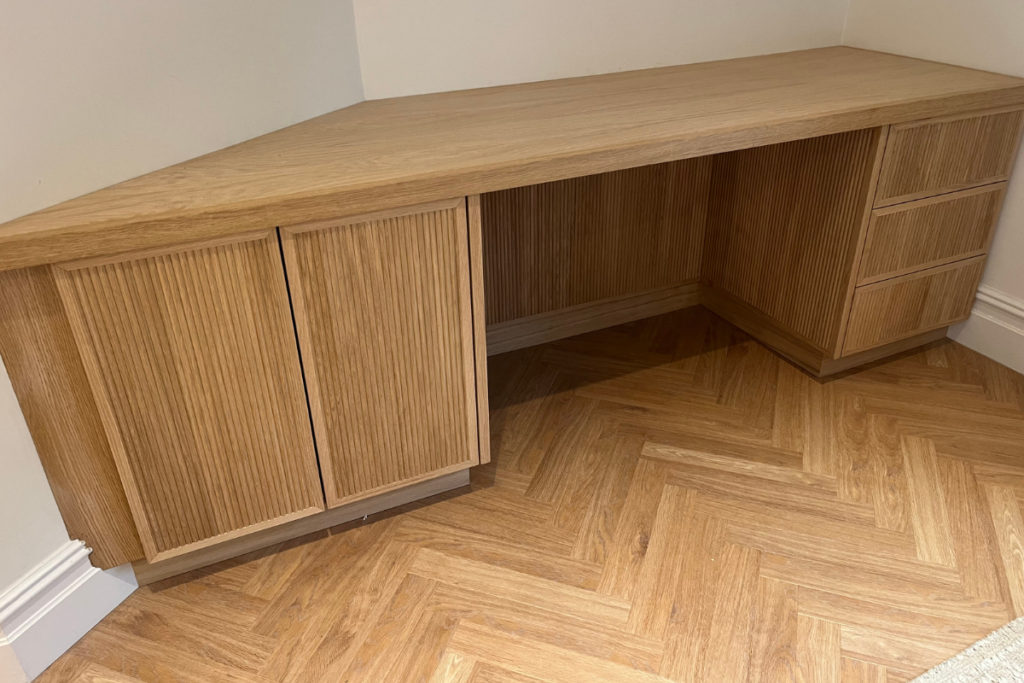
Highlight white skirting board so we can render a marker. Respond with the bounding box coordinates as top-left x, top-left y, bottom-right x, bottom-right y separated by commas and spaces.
949, 284, 1024, 375
0, 541, 136, 682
